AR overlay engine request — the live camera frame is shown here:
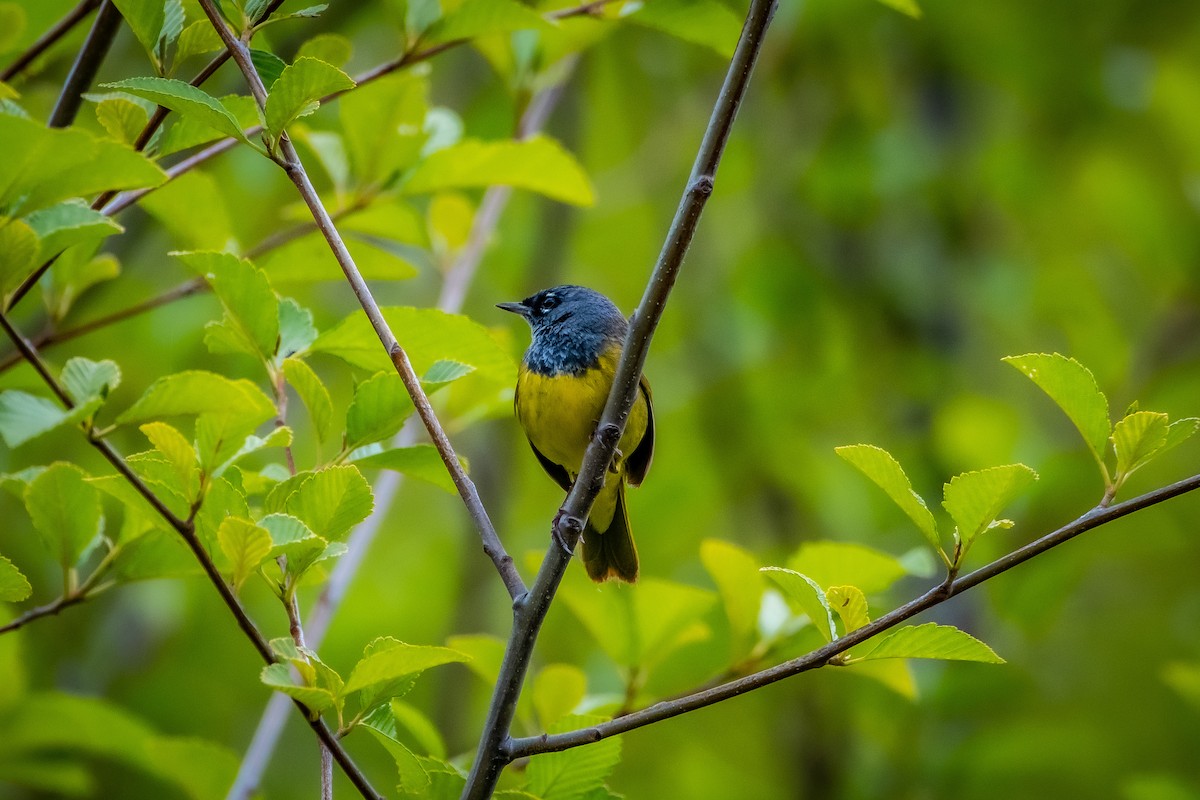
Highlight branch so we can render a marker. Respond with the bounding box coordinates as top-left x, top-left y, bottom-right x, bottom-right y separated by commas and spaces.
47, 0, 122, 128
225, 71, 572, 800
0, 0, 101, 83
197, 0, 524, 602
0, 594, 86, 635
509, 471, 1200, 757
0, 309, 383, 800
461, 1, 778, 798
